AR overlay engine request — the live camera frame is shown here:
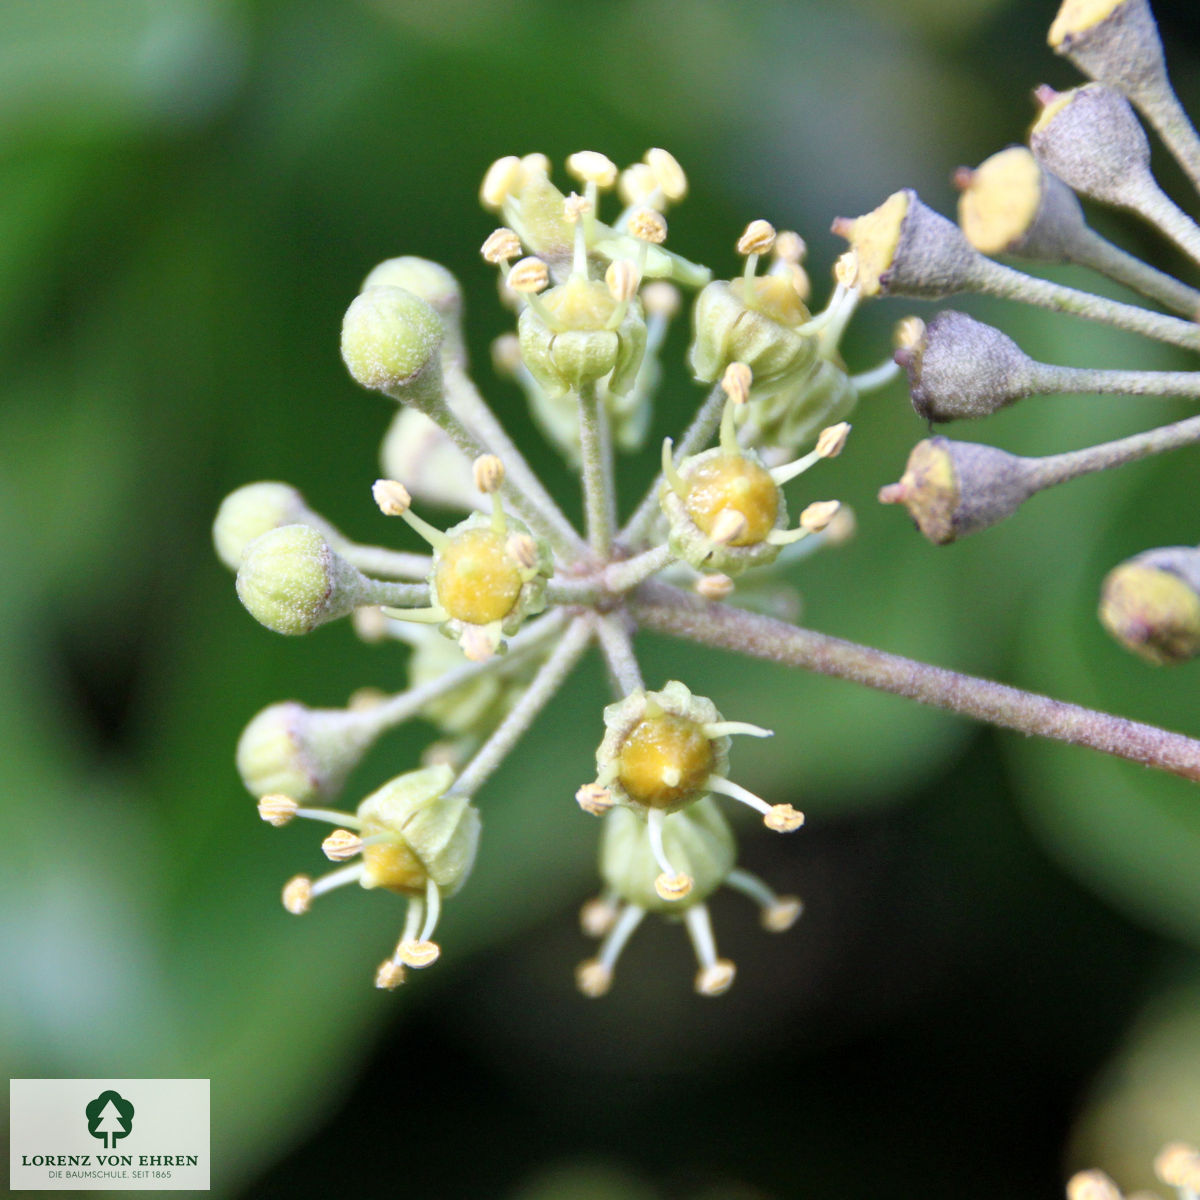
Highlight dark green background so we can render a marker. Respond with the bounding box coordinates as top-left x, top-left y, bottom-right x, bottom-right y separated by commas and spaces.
3, 1, 1200, 1196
